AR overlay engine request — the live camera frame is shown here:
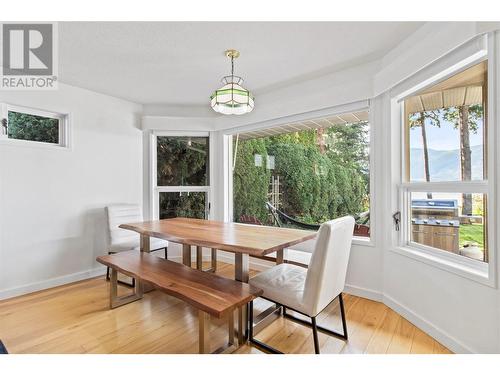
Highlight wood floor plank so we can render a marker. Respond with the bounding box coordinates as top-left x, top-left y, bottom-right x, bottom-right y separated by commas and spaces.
386, 316, 415, 354
364, 307, 399, 354
0, 261, 452, 354
410, 325, 438, 354
340, 297, 387, 353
